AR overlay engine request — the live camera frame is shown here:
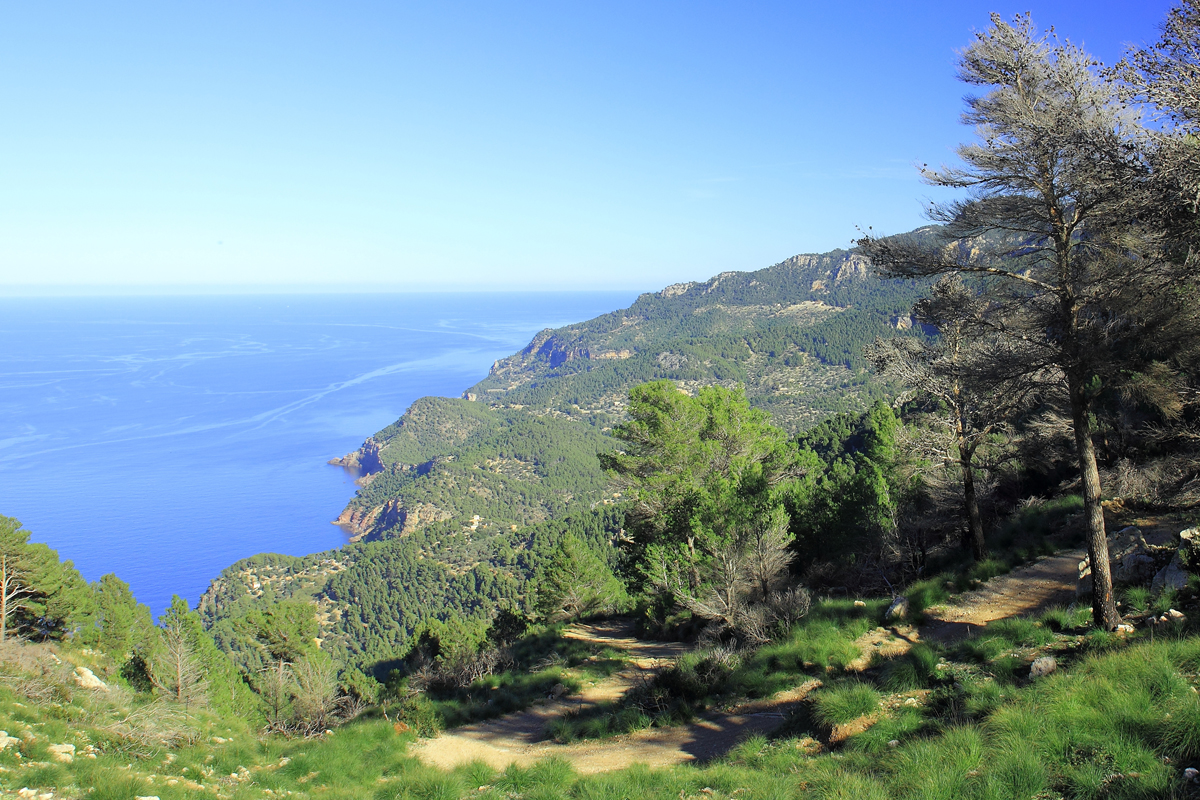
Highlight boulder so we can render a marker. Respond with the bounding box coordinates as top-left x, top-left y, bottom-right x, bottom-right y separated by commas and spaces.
0, 731, 19, 750
1029, 656, 1057, 678
1113, 552, 1159, 584
1078, 526, 1176, 597
1152, 554, 1189, 594
885, 596, 909, 620
72, 666, 108, 691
